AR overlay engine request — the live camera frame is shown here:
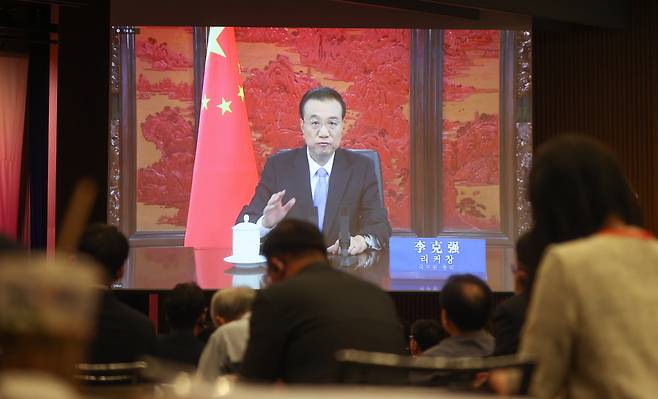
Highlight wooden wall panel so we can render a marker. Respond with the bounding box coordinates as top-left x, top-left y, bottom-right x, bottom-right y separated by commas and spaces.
533, 0, 658, 232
